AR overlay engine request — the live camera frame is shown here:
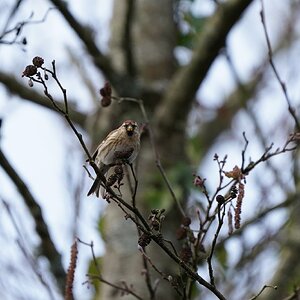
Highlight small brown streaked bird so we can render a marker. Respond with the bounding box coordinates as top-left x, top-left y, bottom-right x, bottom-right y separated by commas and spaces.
87, 120, 140, 197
